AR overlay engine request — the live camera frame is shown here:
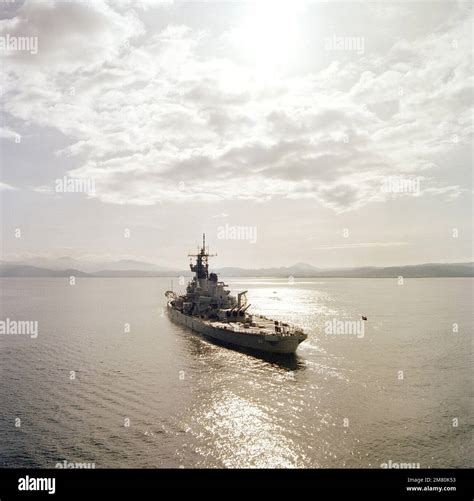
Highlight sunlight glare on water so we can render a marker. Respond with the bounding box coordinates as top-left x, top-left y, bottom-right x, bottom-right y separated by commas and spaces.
0, 277, 471, 468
